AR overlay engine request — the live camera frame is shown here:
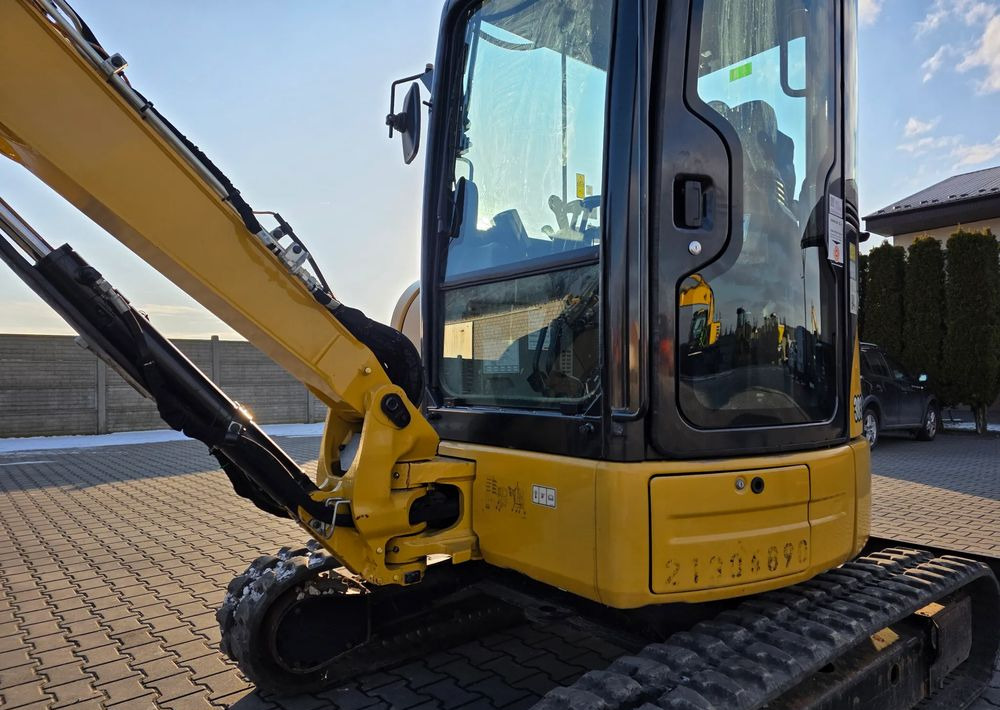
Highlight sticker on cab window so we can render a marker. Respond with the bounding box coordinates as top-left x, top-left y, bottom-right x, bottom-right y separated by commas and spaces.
827, 194, 844, 266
